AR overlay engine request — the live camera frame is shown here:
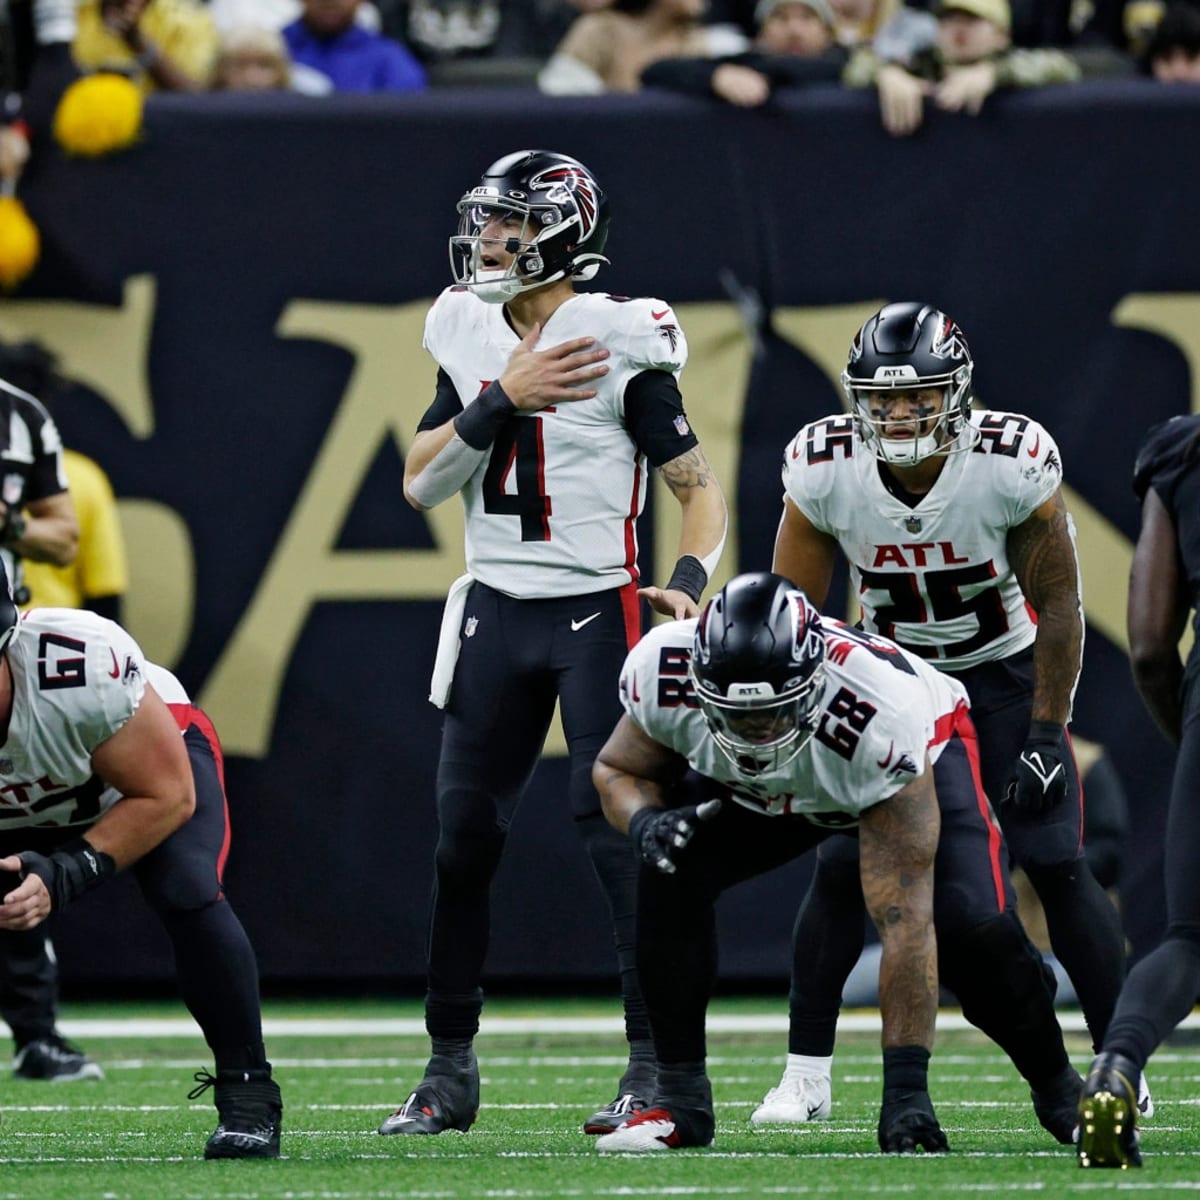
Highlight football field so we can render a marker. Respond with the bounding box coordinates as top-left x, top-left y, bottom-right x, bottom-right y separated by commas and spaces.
3, 996, 1198, 1199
